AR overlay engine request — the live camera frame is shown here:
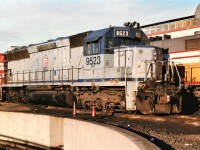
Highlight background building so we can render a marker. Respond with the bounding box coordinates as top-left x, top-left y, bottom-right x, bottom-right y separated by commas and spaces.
141, 4, 200, 85
141, 4, 200, 40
